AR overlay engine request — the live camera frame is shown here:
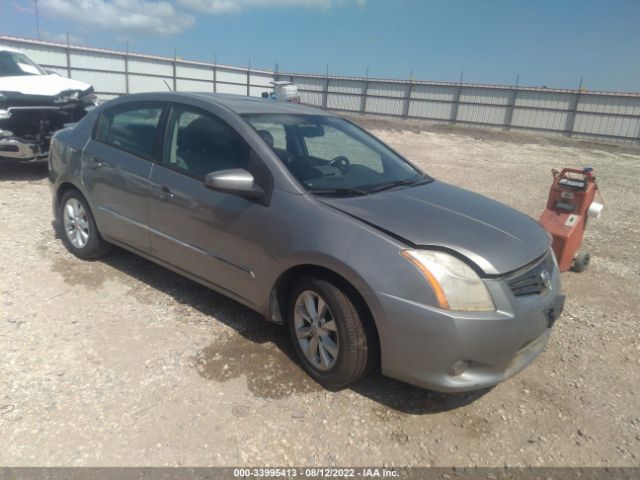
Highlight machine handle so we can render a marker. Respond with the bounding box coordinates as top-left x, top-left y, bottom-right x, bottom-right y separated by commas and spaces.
551, 167, 595, 181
